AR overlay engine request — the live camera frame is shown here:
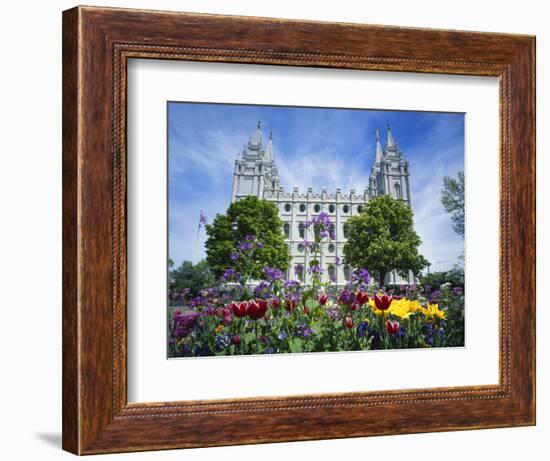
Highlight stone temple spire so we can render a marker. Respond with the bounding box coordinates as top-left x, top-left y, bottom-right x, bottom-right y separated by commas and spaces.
375, 128, 383, 163
386, 123, 396, 149
265, 131, 274, 162
249, 119, 263, 148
